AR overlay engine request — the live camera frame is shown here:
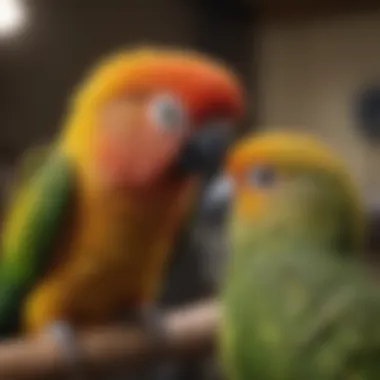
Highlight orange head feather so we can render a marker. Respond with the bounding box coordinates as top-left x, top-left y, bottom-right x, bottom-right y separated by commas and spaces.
59, 46, 245, 190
